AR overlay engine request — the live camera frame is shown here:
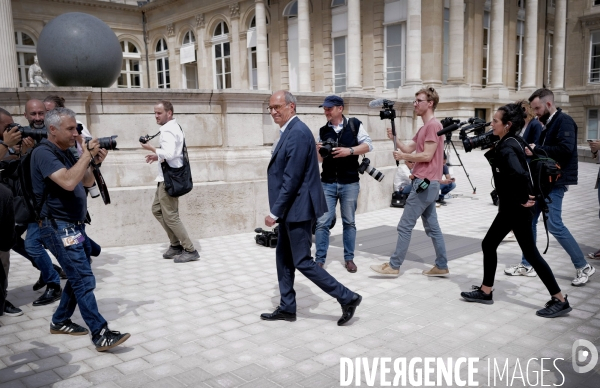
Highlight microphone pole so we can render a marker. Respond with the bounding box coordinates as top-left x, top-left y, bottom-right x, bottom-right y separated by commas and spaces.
391, 116, 399, 167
